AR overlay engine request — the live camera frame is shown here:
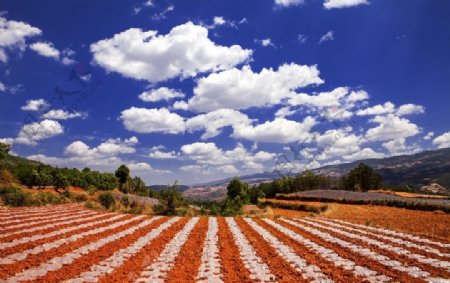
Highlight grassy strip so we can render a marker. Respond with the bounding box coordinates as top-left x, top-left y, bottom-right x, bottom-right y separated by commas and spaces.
275, 194, 450, 214
259, 199, 328, 214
